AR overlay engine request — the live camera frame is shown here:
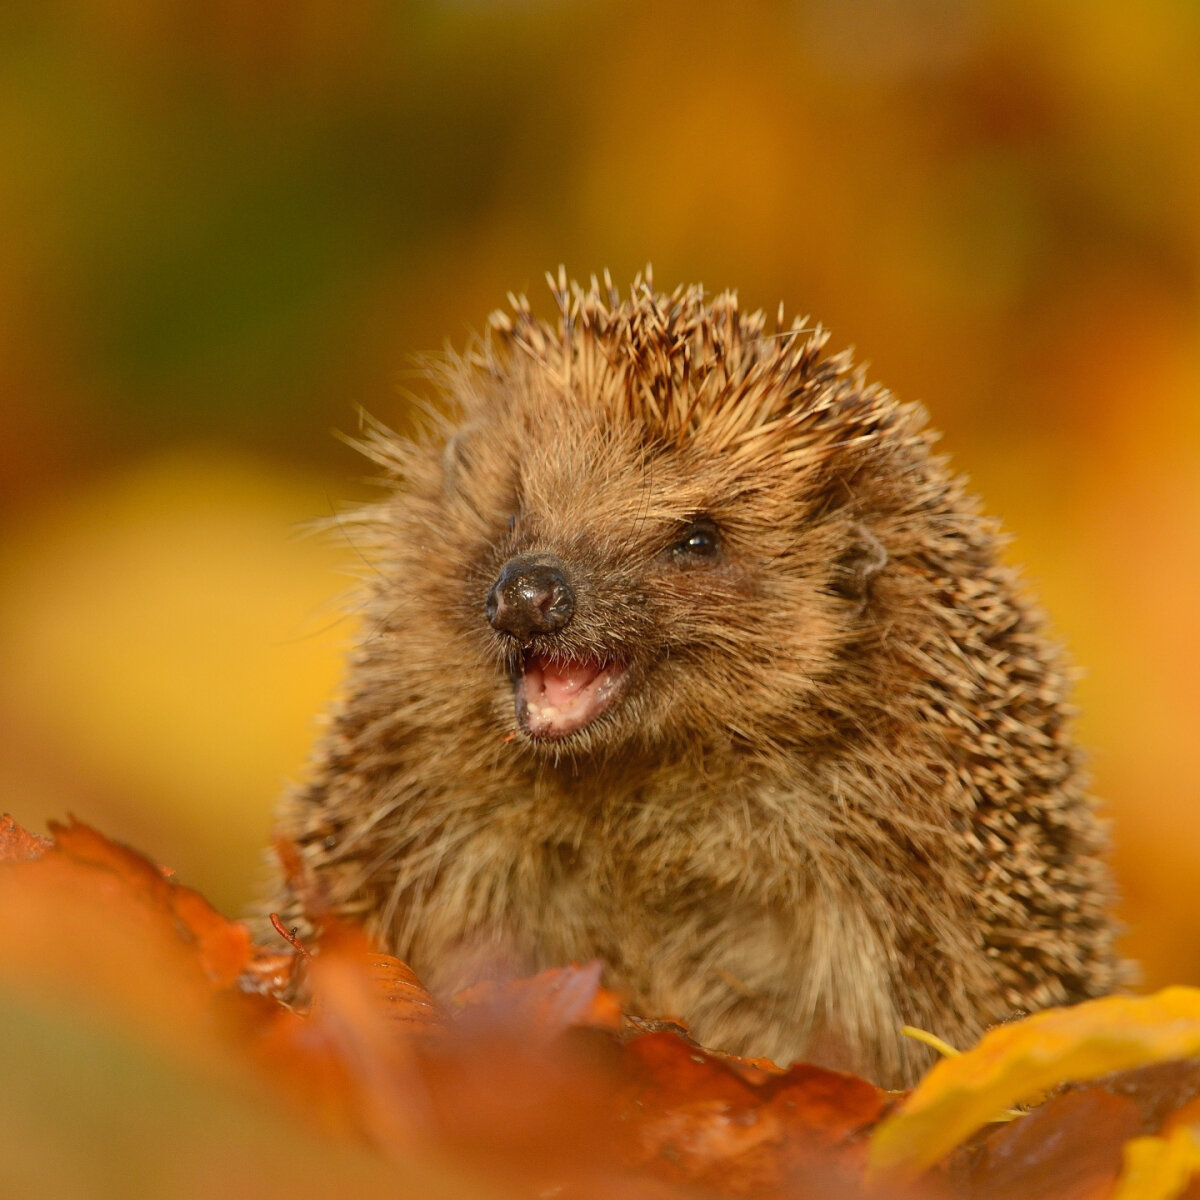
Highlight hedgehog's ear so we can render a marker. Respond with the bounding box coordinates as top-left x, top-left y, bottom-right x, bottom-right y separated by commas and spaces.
829, 524, 887, 603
